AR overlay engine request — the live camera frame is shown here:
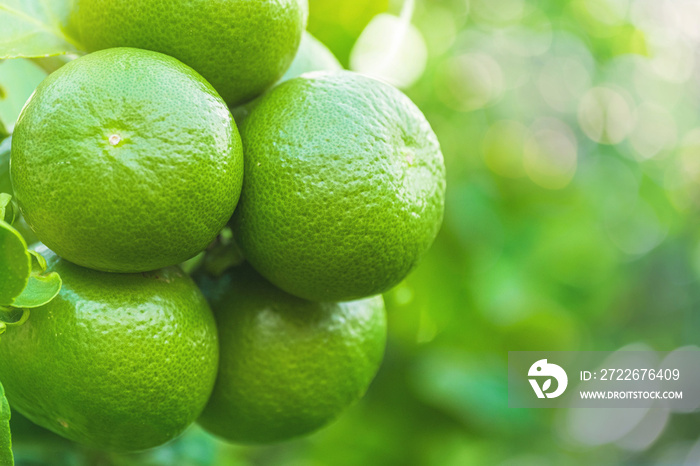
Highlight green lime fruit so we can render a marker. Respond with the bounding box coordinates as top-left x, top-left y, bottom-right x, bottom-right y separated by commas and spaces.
74, 0, 308, 106
0, 246, 219, 452
233, 71, 446, 302
196, 264, 387, 444
11, 48, 243, 273
280, 31, 342, 82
